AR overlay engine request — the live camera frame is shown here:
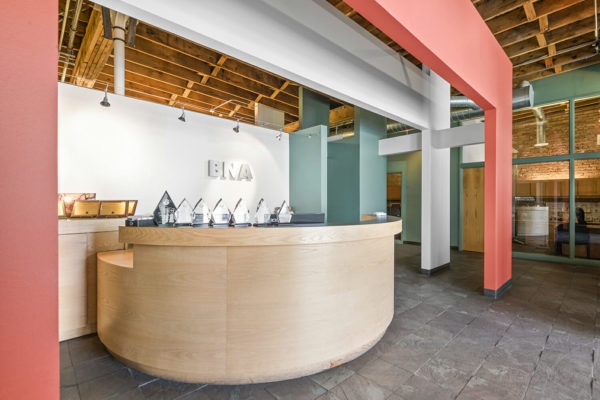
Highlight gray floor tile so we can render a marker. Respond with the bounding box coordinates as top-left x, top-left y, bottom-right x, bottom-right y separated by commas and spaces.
68, 335, 108, 366
73, 355, 125, 384
395, 374, 454, 400
60, 386, 80, 400
415, 358, 470, 395
309, 366, 354, 390
457, 376, 521, 400
77, 368, 139, 400
357, 358, 411, 391
57, 245, 600, 400
265, 377, 326, 400
328, 374, 391, 400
